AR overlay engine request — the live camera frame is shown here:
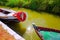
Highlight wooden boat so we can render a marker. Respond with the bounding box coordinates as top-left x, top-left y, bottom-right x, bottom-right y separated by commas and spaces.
33, 24, 60, 40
